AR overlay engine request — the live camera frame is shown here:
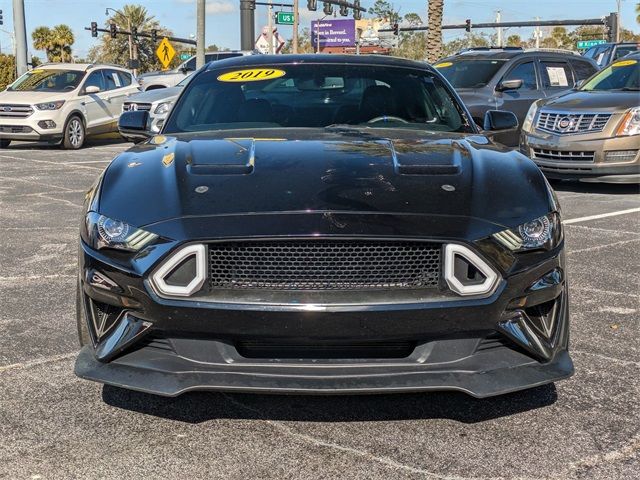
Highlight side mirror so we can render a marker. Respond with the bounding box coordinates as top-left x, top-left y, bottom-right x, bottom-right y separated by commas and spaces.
85, 85, 101, 94
483, 110, 519, 132
179, 66, 193, 74
496, 79, 523, 92
118, 110, 152, 142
